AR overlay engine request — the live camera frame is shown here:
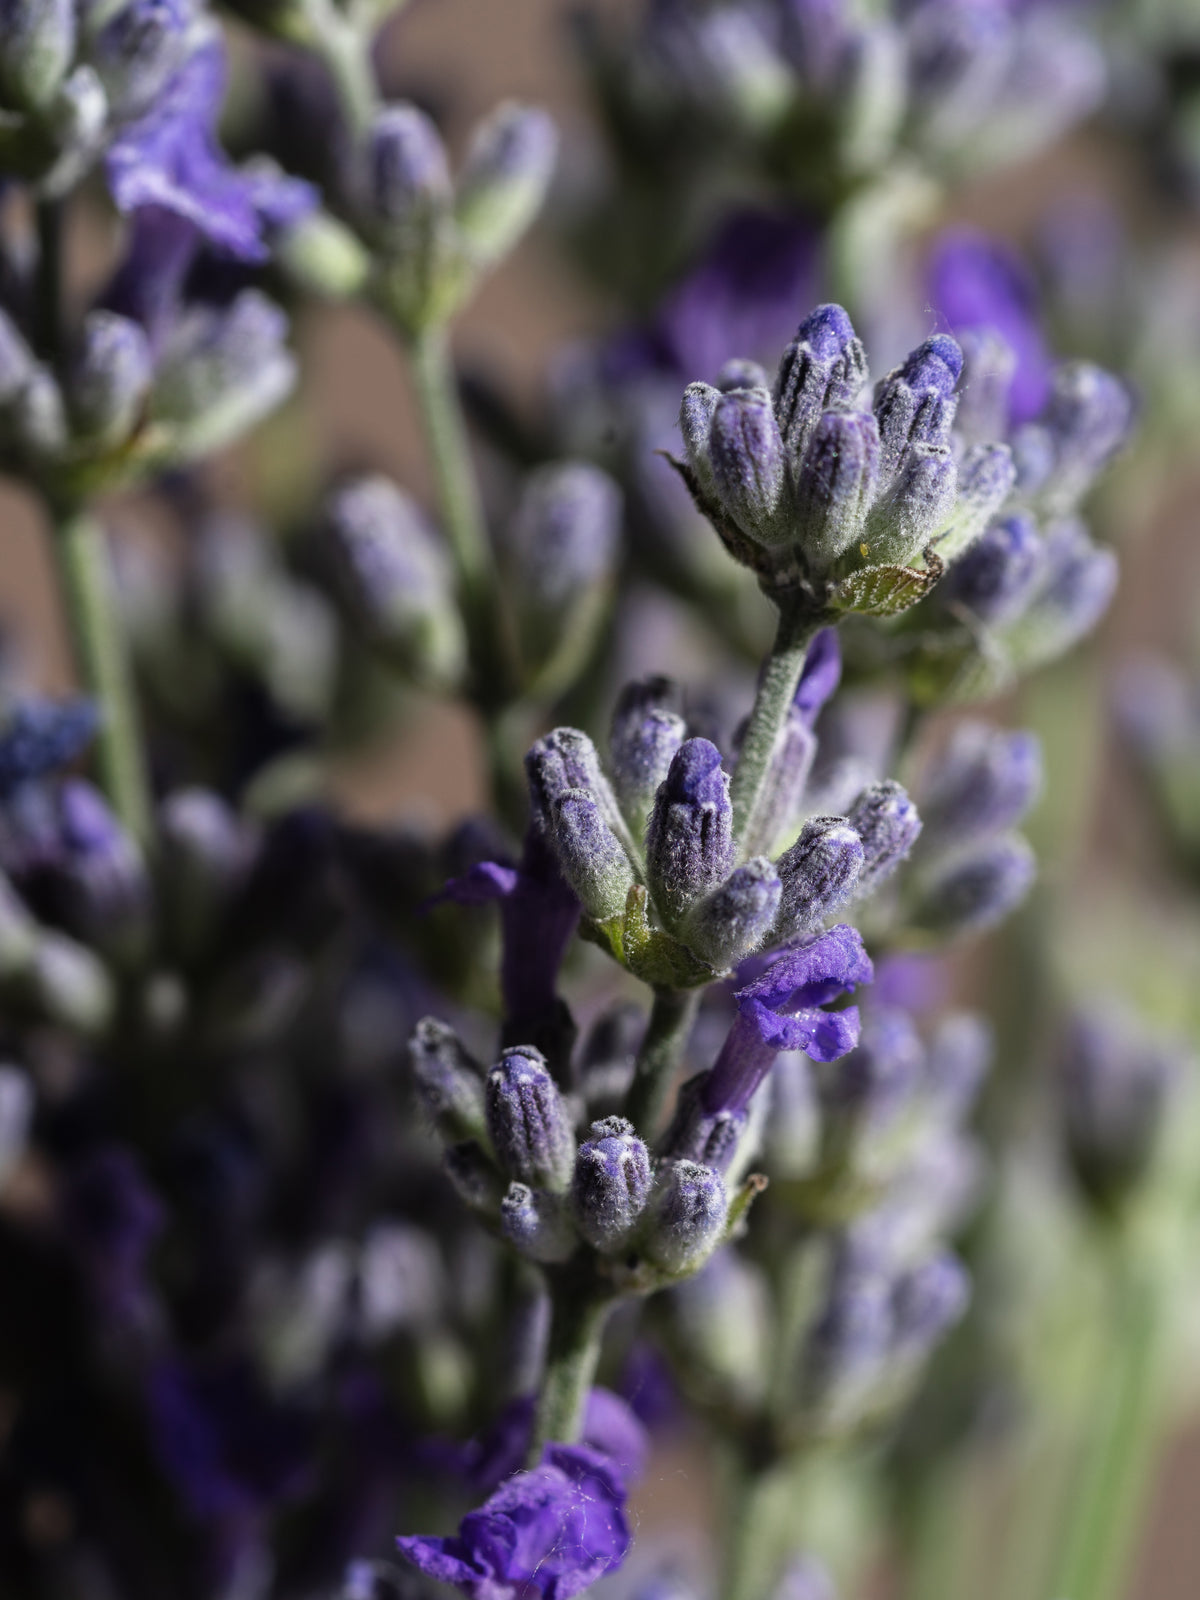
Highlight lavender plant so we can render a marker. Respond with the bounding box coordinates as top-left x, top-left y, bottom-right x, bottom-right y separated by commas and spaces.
0, 3, 1195, 1600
